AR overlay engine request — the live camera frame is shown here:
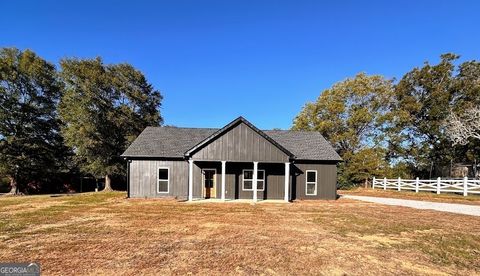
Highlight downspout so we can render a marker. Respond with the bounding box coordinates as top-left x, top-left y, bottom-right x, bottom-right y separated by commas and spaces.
126, 158, 131, 198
